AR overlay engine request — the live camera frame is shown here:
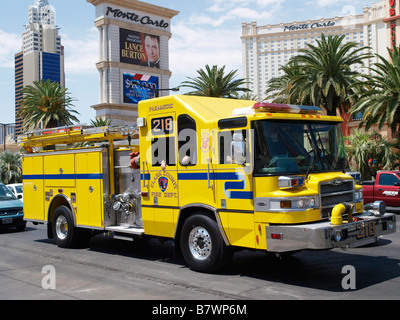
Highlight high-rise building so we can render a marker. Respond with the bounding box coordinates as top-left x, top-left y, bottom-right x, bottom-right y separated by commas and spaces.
15, 0, 65, 135
241, 1, 400, 136
241, 1, 388, 102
